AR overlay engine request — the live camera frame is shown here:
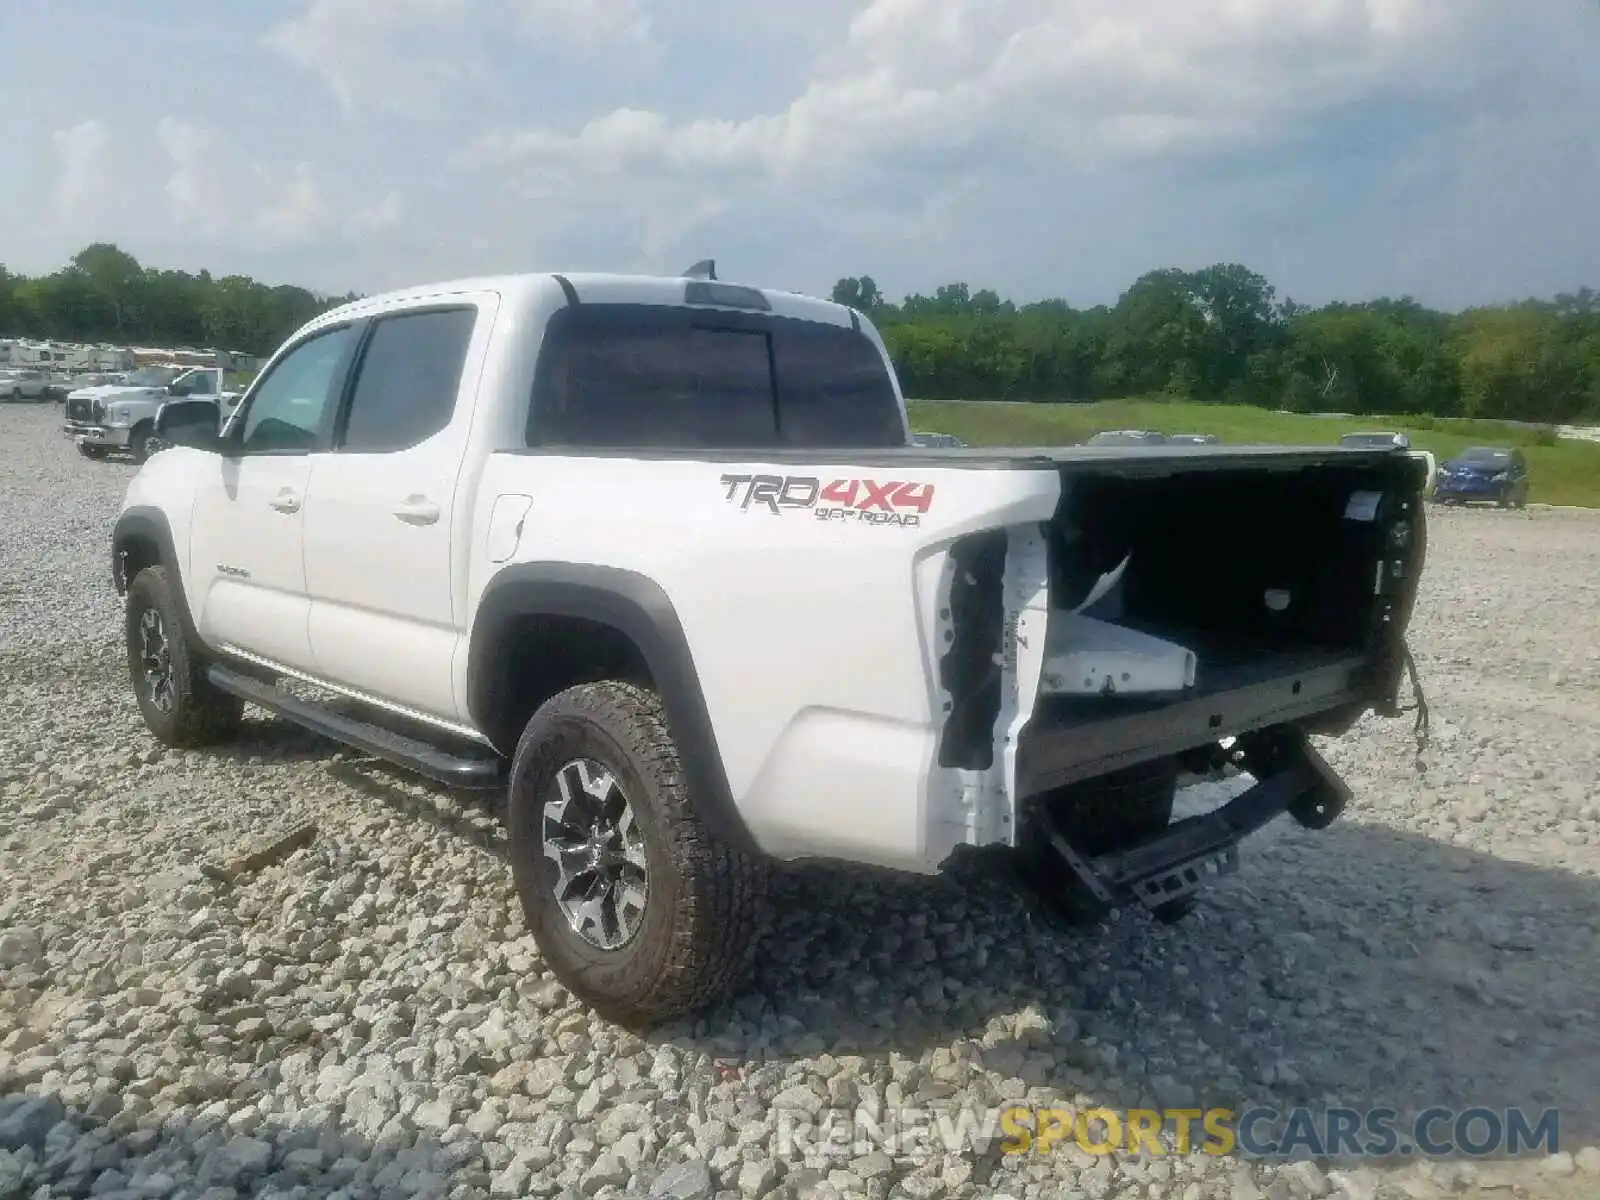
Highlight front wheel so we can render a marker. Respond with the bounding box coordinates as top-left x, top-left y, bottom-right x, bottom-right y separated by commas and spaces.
125, 566, 243, 747
507, 680, 767, 1027
129, 424, 153, 464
